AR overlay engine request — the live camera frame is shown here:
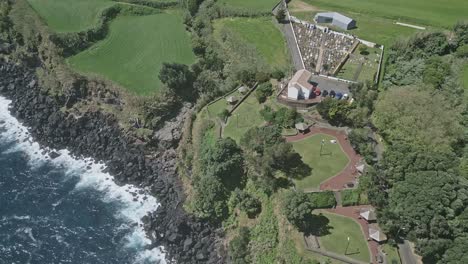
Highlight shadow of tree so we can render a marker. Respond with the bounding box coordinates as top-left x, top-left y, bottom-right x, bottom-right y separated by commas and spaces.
281, 152, 313, 180
301, 213, 333, 236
